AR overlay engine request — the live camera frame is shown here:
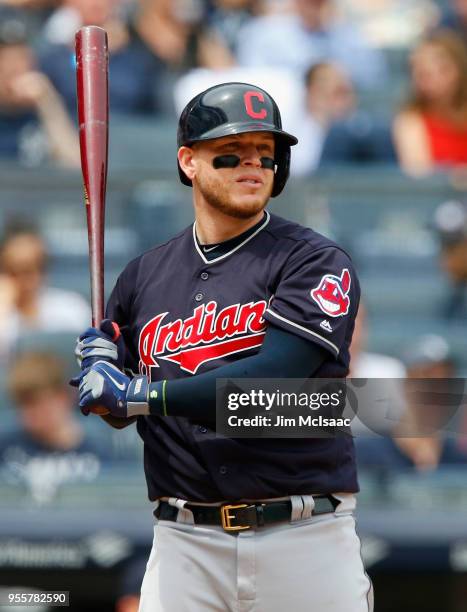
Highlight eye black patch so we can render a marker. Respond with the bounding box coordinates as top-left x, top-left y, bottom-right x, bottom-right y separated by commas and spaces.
212, 155, 276, 171
213, 155, 240, 168
259, 157, 275, 170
